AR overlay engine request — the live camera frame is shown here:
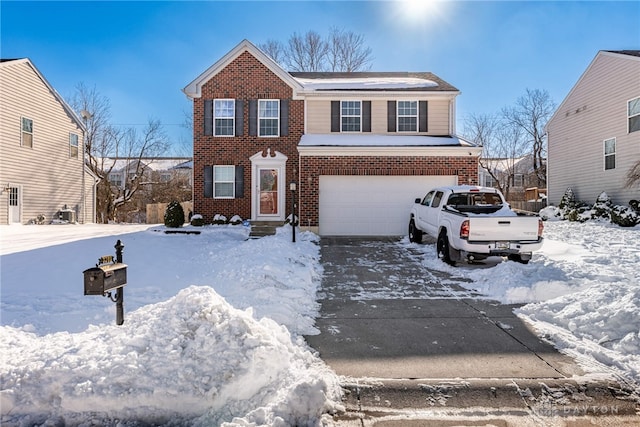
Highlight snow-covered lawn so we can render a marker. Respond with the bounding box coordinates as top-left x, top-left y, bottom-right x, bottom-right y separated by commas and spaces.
1, 220, 639, 425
